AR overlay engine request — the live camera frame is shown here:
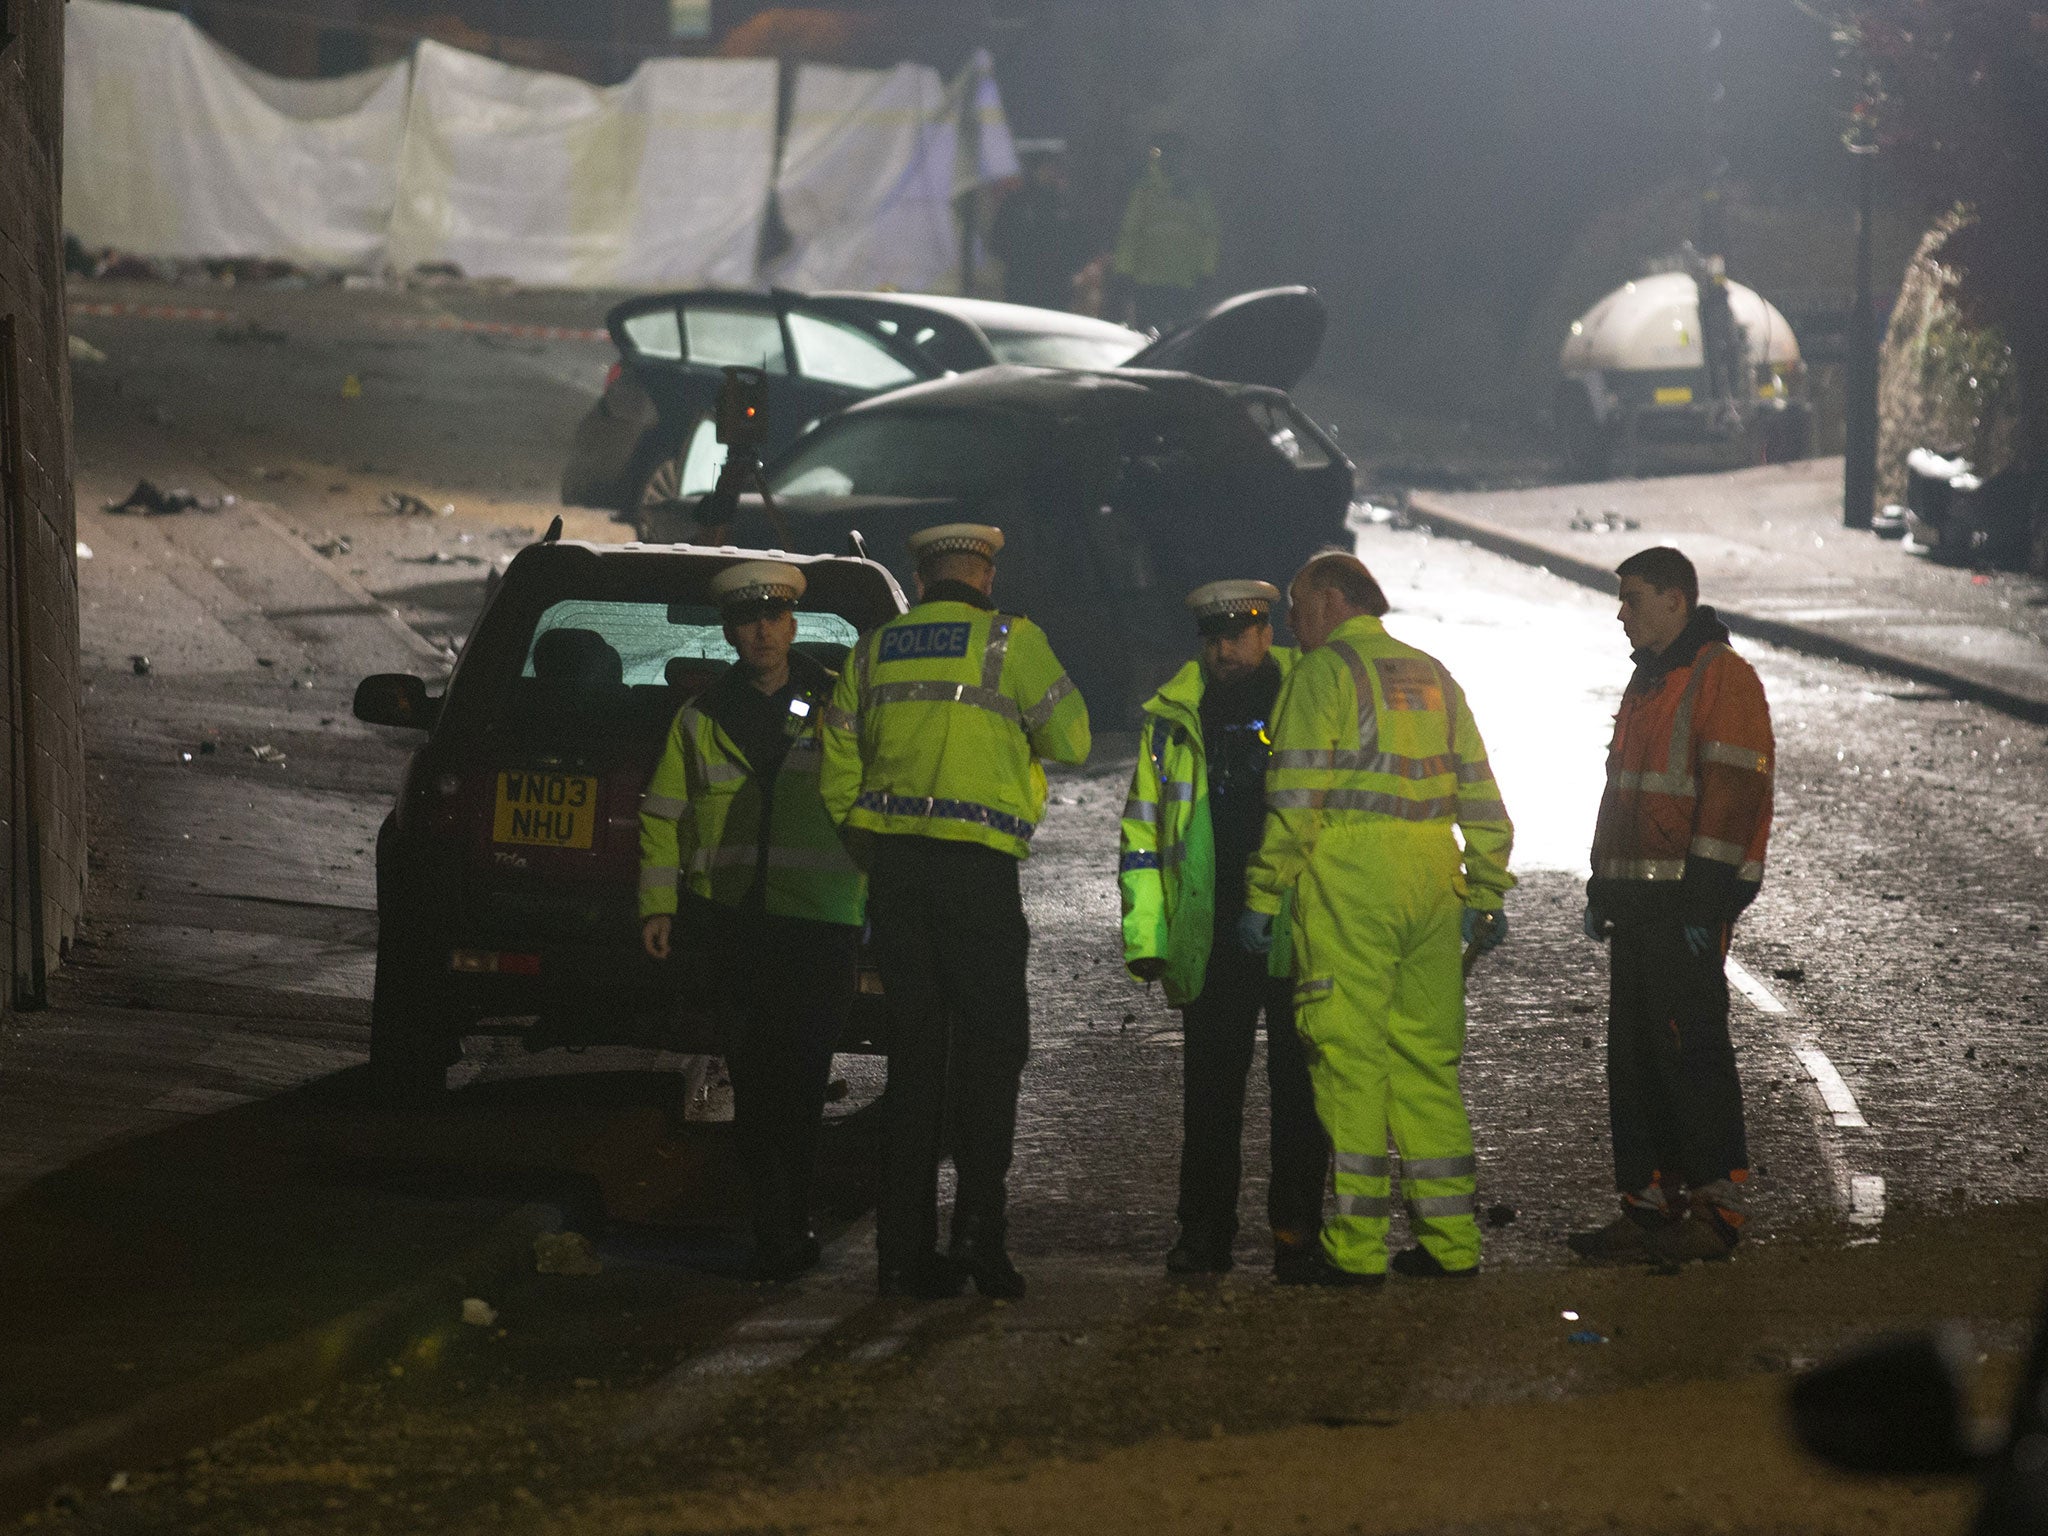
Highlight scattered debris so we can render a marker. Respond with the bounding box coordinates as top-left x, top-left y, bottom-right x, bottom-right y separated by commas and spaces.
103, 479, 226, 516
212, 317, 290, 345
1771, 965, 1806, 983
68, 335, 108, 365
249, 743, 286, 764
75, 542, 93, 561
405, 549, 484, 566
312, 534, 353, 558
1568, 509, 1641, 534
106, 1472, 128, 1495
1567, 1330, 1610, 1345
256, 657, 275, 667
199, 741, 216, 754
1485, 1203, 1517, 1228
341, 374, 363, 400
130, 655, 150, 676
534, 1230, 603, 1276
249, 465, 295, 482
383, 491, 455, 518
460, 1297, 498, 1327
